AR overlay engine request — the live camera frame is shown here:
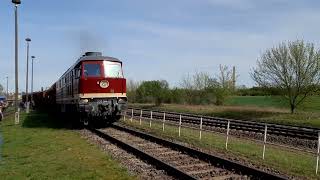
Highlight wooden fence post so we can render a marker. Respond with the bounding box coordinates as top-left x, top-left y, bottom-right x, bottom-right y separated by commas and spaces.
139, 109, 142, 125
199, 117, 203, 140
179, 114, 182, 137
150, 111, 153, 128
225, 120, 230, 150
316, 131, 320, 174
163, 112, 166, 131
263, 124, 268, 160
131, 109, 133, 122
